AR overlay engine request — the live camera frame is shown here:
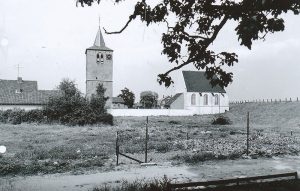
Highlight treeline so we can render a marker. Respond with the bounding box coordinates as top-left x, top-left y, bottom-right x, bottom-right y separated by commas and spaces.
0, 79, 113, 126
